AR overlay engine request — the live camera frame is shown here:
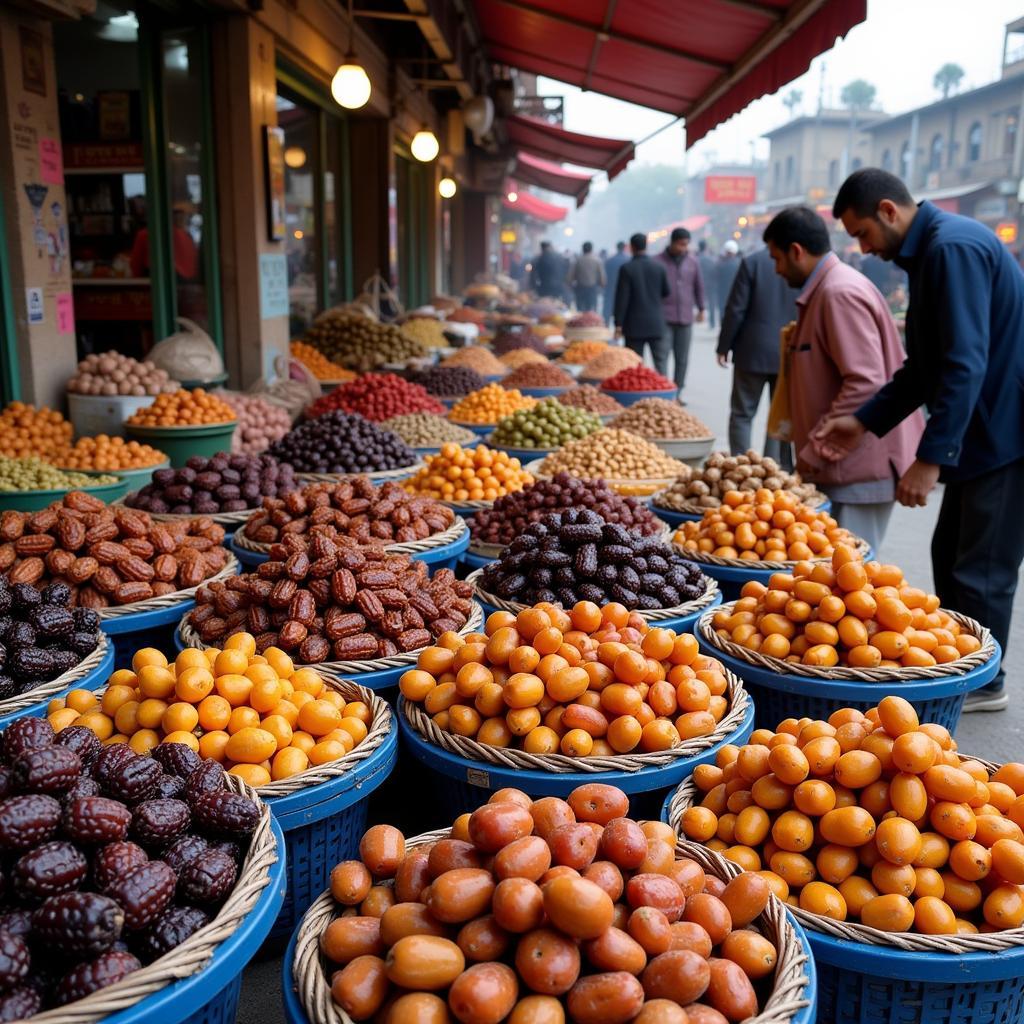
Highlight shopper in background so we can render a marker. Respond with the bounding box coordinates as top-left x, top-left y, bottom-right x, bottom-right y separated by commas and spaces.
604, 241, 629, 325
716, 245, 799, 468
698, 240, 718, 330
763, 205, 923, 555
819, 168, 1024, 712
714, 240, 741, 325
569, 241, 606, 313
654, 227, 705, 400
529, 241, 565, 298
613, 232, 669, 367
